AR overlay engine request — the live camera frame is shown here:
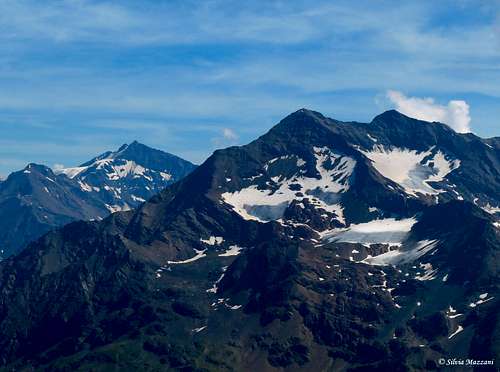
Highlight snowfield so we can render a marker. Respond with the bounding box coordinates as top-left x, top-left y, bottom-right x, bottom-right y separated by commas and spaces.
222, 147, 355, 224
359, 145, 460, 196
322, 218, 417, 246
320, 217, 440, 266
